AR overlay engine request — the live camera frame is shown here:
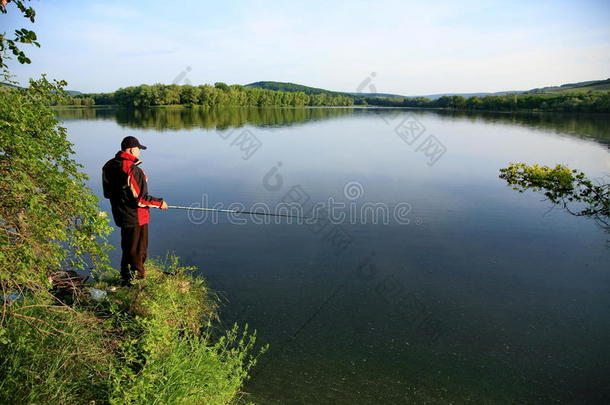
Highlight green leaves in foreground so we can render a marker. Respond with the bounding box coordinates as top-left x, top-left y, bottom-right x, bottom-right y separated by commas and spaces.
499, 162, 609, 229
0, 76, 113, 292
